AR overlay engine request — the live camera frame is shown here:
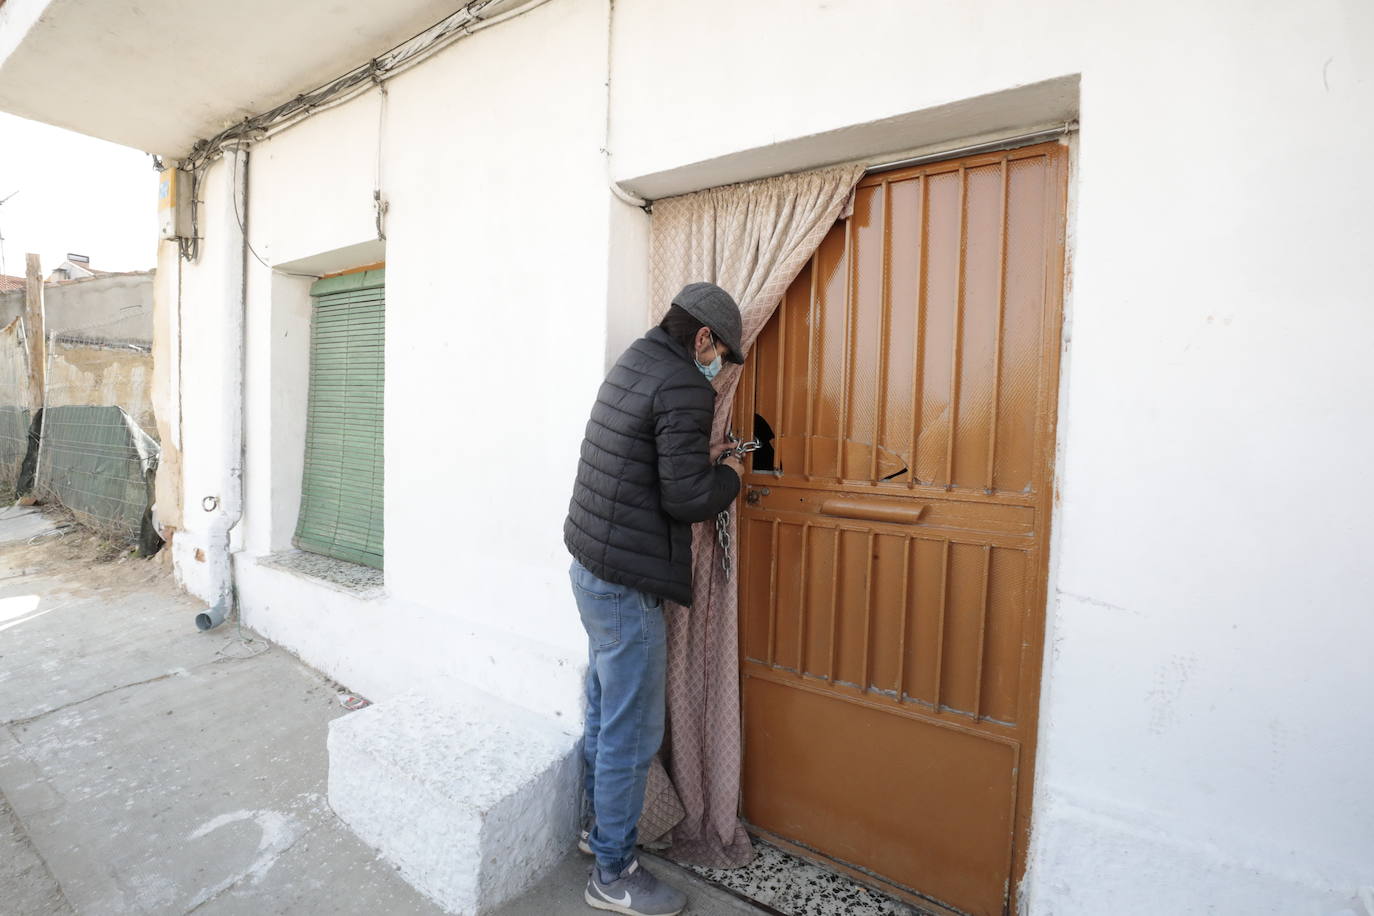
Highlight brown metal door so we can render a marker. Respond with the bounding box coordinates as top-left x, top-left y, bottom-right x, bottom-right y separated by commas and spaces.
736, 142, 1068, 916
